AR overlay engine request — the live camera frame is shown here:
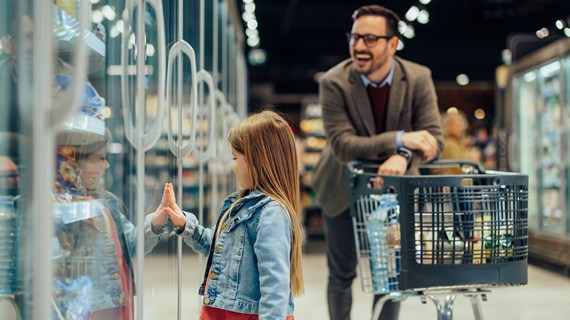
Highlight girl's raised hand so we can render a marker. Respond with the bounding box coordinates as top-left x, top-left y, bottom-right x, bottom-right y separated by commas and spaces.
151, 183, 171, 230
164, 183, 186, 229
